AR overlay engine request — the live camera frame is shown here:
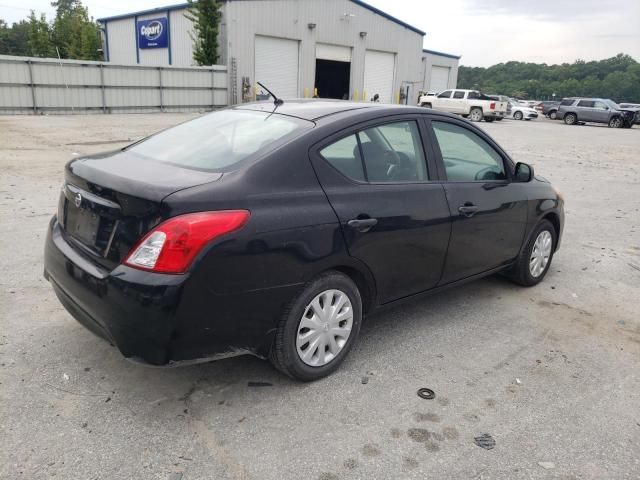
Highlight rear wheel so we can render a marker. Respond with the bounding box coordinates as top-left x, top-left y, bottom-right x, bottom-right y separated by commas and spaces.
507, 220, 556, 287
608, 116, 623, 128
564, 113, 577, 125
549, 110, 557, 120
514, 111, 524, 120
469, 108, 483, 122
270, 271, 362, 381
